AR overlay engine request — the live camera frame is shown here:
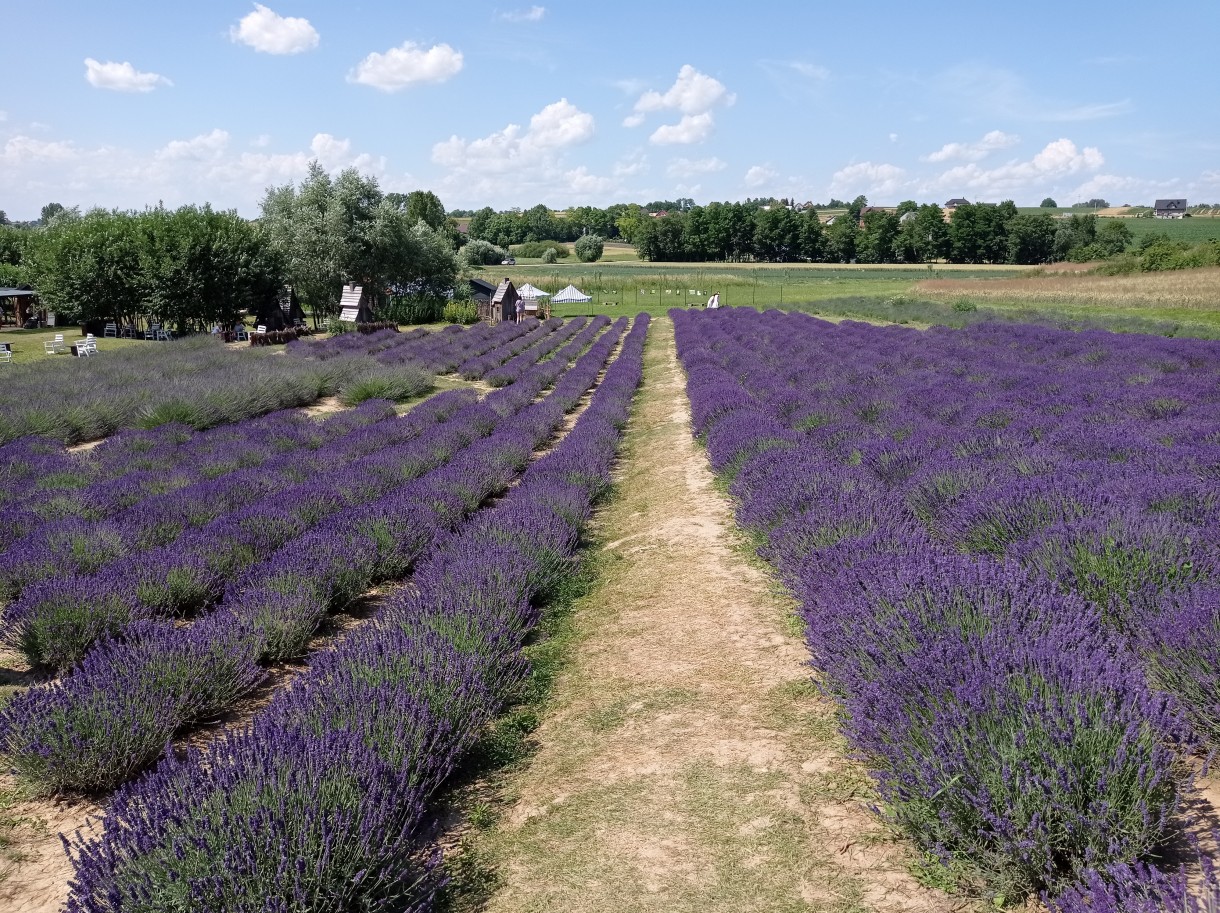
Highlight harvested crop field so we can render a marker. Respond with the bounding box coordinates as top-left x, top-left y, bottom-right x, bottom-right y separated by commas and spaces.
917, 265, 1220, 310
